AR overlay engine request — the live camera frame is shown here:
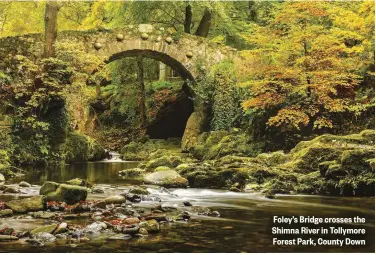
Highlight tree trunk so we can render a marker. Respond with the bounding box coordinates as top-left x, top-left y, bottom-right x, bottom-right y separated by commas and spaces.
137, 56, 147, 128
195, 7, 212, 38
159, 62, 167, 81
248, 1, 257, 22
184, 4, 192, 34
44, 1, 59, 58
